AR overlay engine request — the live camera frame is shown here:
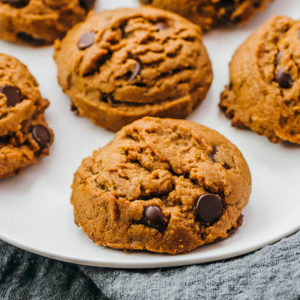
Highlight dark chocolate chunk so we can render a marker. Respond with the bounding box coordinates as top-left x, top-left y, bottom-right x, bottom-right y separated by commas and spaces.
222, 163, 231, 170
156, 22, 169, 31
78, 32, 95, 50
79, 0, 94, 10
196, 194, 223, 223
16, 32, 44, 46
253, 1, 262, 8
0, 86, 22, 107
3, 0, 29, 8
208, 146, 217, 162
128, 61, 141, 81
32, 125, 51, 149
276, 68, 293, 89
142, 205, 166, 232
